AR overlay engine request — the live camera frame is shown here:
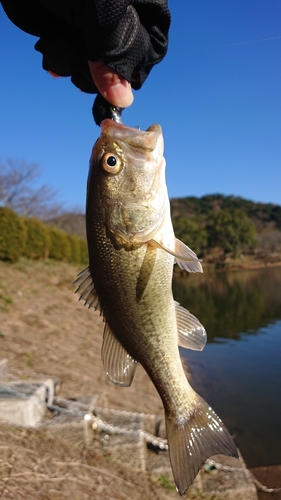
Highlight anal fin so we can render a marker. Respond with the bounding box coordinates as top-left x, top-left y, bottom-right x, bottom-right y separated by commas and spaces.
102, 322, 137, 387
